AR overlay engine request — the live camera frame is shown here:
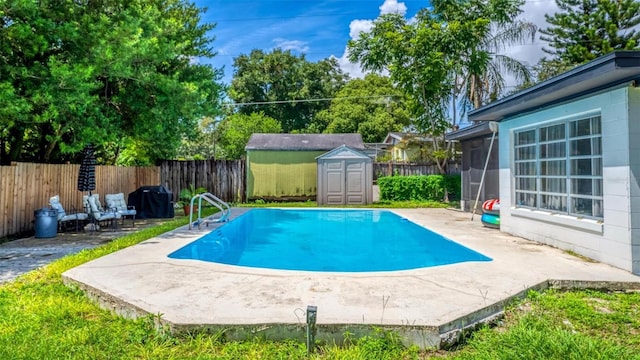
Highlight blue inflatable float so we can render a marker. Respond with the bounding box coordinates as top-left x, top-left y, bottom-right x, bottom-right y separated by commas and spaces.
481, 199, 500, 228
481, 212, 500, 228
